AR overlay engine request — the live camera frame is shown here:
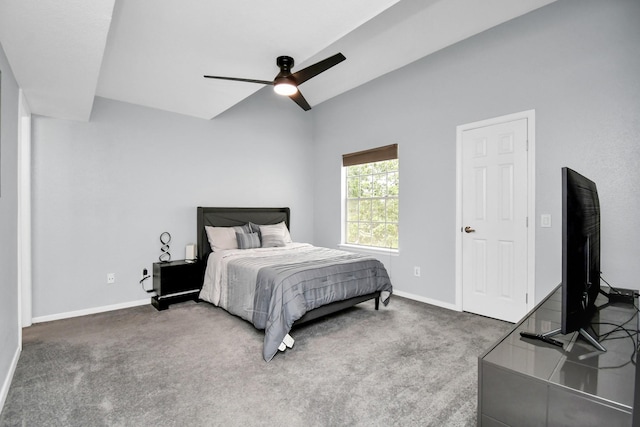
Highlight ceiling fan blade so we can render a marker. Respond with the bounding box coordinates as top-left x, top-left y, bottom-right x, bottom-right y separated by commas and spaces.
291, 53, 346, 85
289, 90, 311, 111
203, 75, 273, 85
